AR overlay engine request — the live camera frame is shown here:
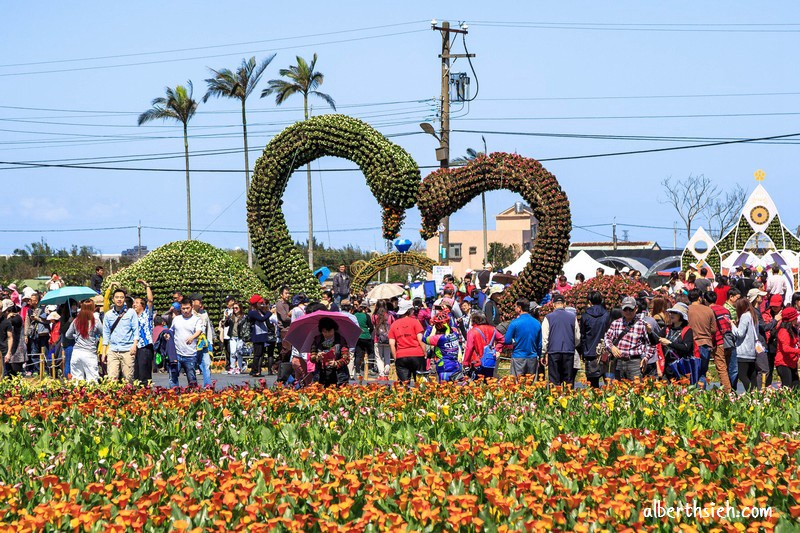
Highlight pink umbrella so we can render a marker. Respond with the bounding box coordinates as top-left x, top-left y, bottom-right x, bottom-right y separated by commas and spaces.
284, 311, 363, 353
